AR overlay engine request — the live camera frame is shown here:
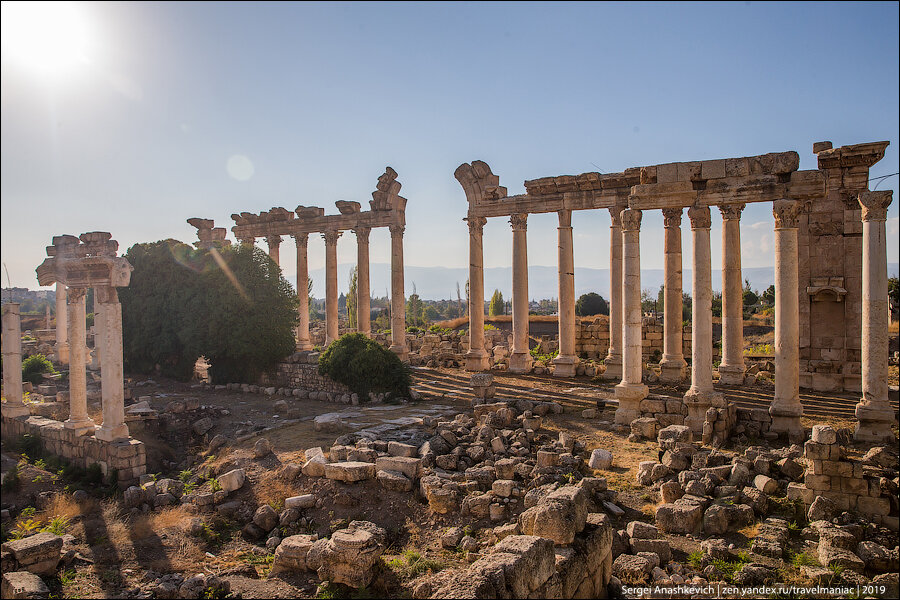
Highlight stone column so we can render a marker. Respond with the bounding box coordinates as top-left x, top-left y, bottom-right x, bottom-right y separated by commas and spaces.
509, 213, 532, 373
854, 191, 895, 442
323, 230, 341, 346
55, 281, 69, 365
769, 200, 803, 435
389, 224, 408, 361
90, 303, 103, 371
603, 207, 625, 379
355, 226, 372, 337
45, 305, 51, 330
1, 303, 29, 418
293, 234, 313, 351
553, 209, 579, 377
683, 207, 723, 434
65, 287, 95, 436
95, 287, 129, 442
614, 209, 649, 423
659, 208, 687, 382
266, 235, 282, 266
465, 216, 489, 370
718, 203, 746, 385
